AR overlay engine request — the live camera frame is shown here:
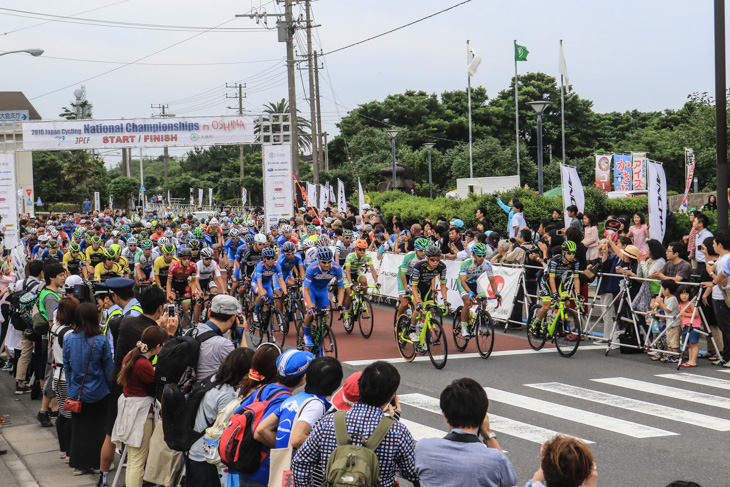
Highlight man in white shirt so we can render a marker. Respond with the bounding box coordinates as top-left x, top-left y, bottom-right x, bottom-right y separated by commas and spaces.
710, 233, 730, 367
510, 202, 527, 239
694, 213, 713, 274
